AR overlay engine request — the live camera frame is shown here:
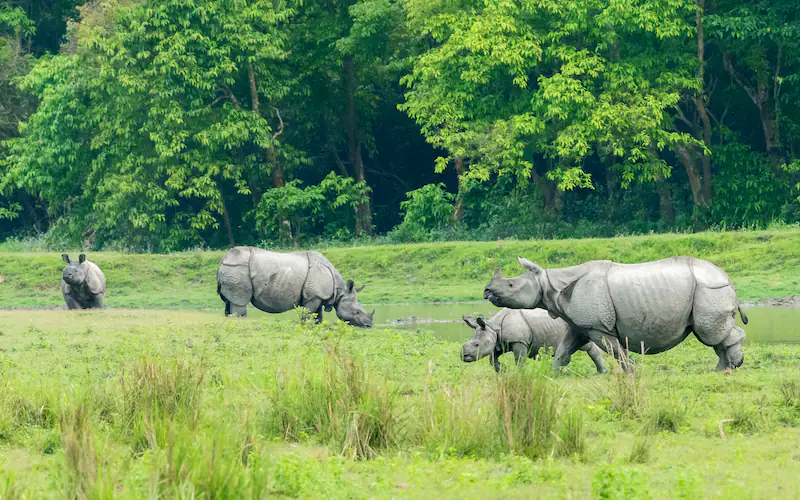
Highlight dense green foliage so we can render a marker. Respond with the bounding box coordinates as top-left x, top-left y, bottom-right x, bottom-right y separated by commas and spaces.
1, 309, 800, 497
1, 228, 798, 307
1, 0, 799, 250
